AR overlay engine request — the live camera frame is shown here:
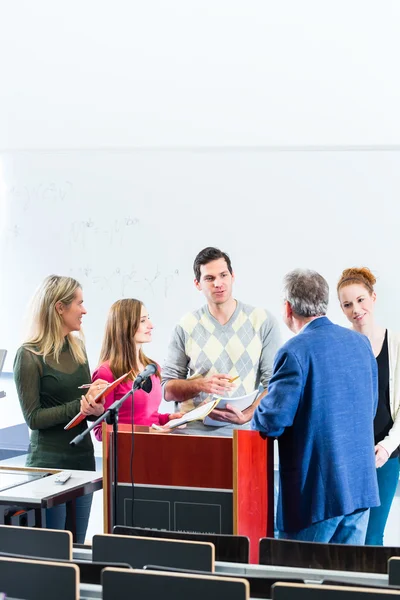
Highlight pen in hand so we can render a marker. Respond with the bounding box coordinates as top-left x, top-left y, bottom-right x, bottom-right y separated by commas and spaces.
79, 381, 112, 391
189, 374, 239, 384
